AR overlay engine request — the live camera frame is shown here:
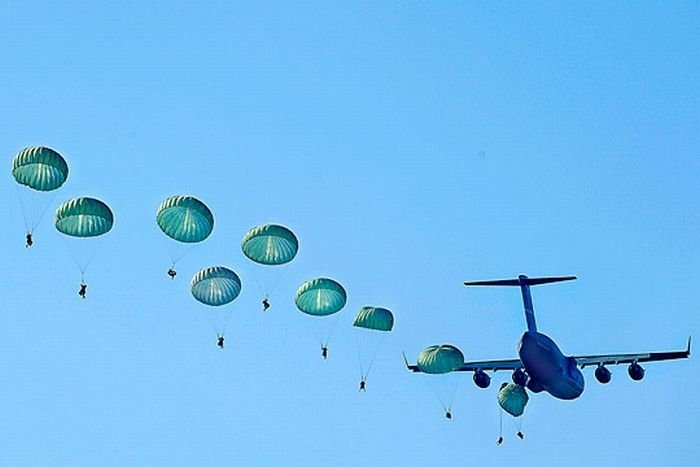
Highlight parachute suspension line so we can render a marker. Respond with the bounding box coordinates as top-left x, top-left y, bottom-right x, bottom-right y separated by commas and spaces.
30, 189, 58, 233
266, 263, 290, 298
354, 332, 366, 378
15, 185, 30, 233
362, 333, 388, 380
242, 260, 266, 298
499, 408, 504, 444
